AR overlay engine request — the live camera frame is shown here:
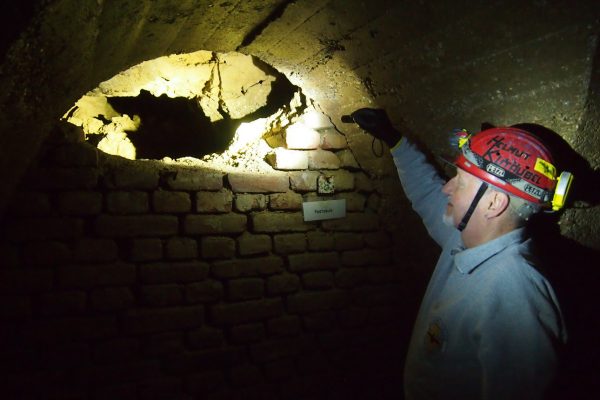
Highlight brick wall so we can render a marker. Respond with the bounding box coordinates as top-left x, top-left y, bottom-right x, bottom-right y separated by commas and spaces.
0, 127, 411, 400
